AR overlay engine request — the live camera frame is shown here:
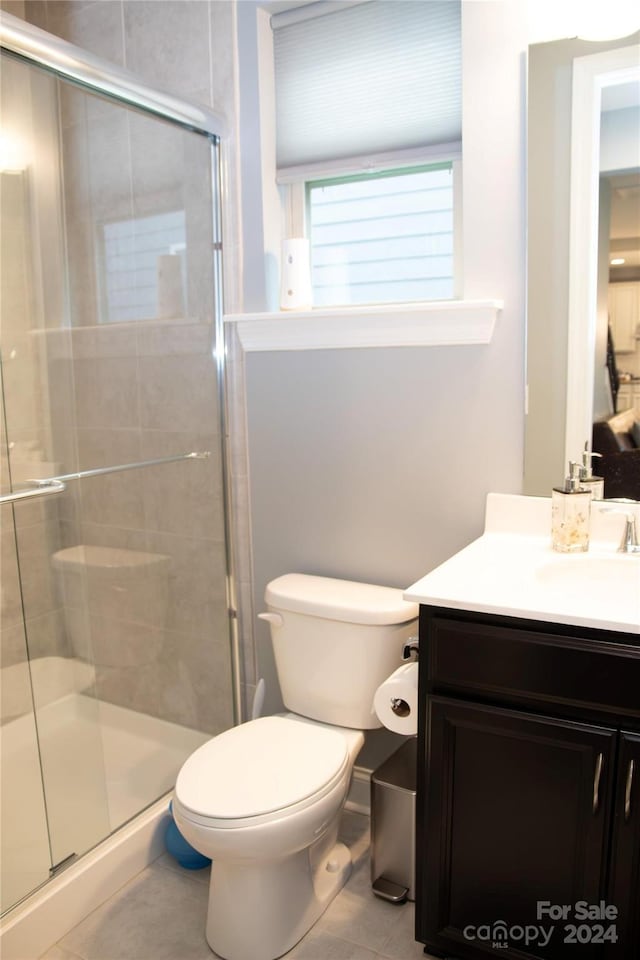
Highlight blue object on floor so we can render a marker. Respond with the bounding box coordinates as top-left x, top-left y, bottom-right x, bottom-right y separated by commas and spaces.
165, 801, 211, 870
